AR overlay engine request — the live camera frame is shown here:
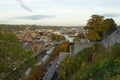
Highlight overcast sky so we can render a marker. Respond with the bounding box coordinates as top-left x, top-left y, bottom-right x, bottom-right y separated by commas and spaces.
0, 0, 120, 26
